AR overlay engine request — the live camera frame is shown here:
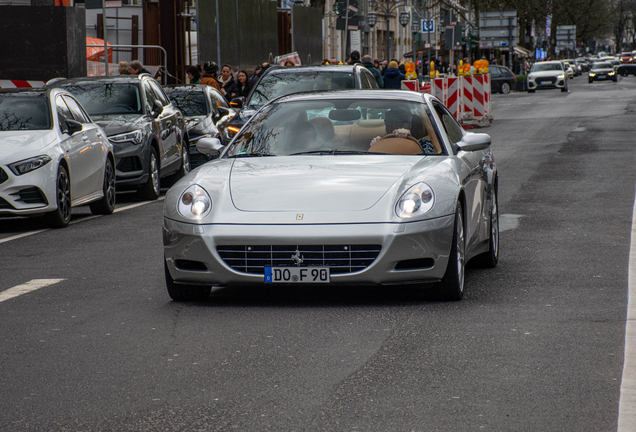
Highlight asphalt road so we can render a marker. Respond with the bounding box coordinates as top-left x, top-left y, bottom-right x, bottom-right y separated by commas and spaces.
1, 76, 635, 431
